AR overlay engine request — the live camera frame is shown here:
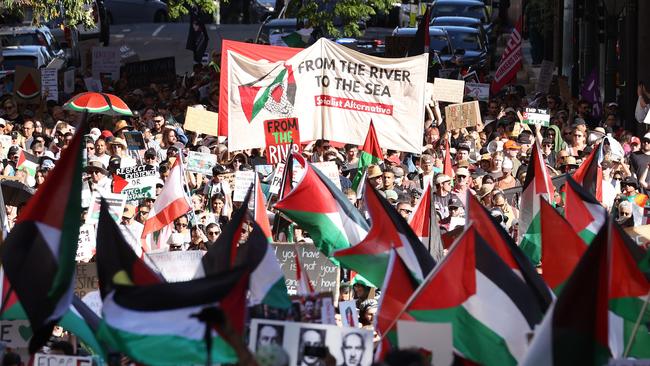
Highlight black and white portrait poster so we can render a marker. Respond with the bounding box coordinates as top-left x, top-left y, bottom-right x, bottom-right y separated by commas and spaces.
249, 319, 373, 366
